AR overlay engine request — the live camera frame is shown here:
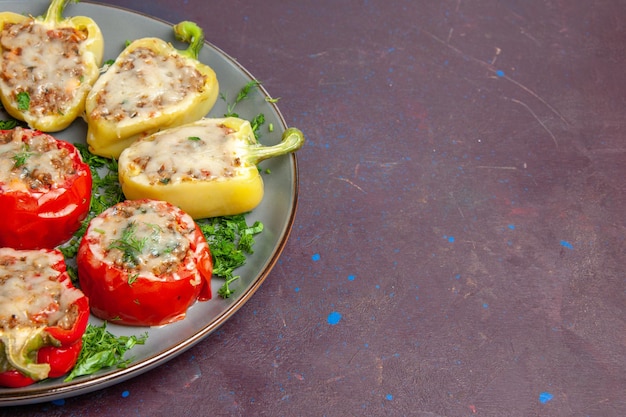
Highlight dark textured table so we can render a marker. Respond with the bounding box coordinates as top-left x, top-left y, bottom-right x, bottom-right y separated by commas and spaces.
4, 0, 626, 416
